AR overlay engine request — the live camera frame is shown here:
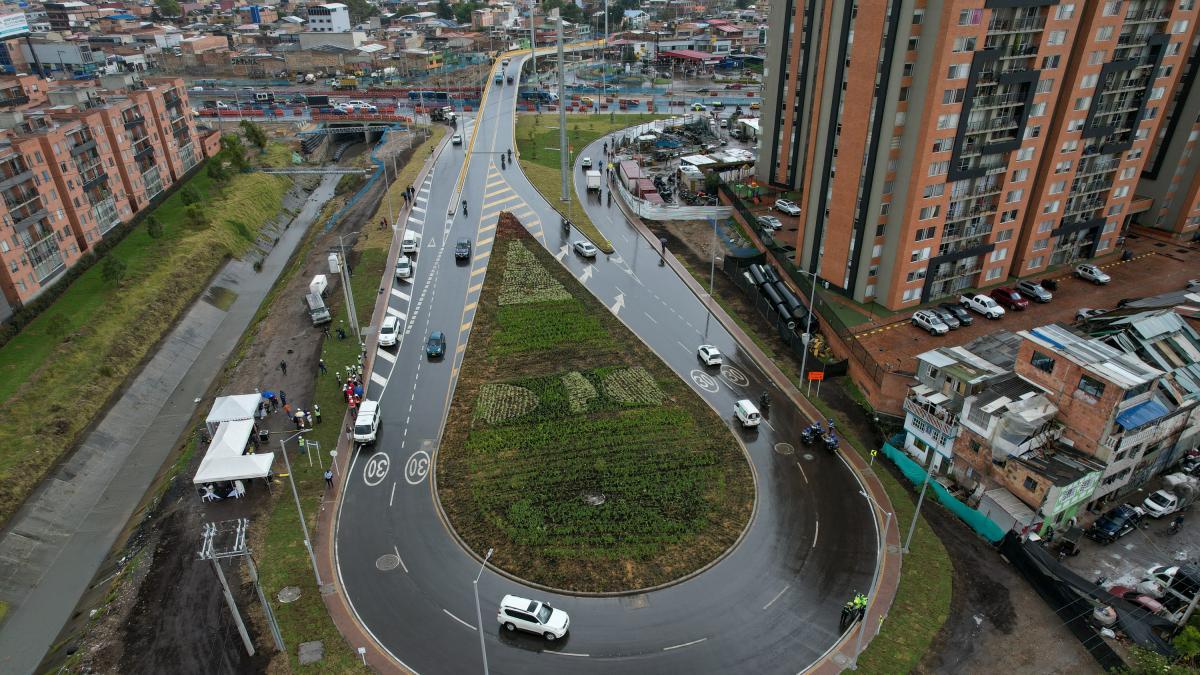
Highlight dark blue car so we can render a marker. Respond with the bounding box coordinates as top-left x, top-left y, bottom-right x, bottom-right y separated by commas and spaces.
426, 331, 446, 358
